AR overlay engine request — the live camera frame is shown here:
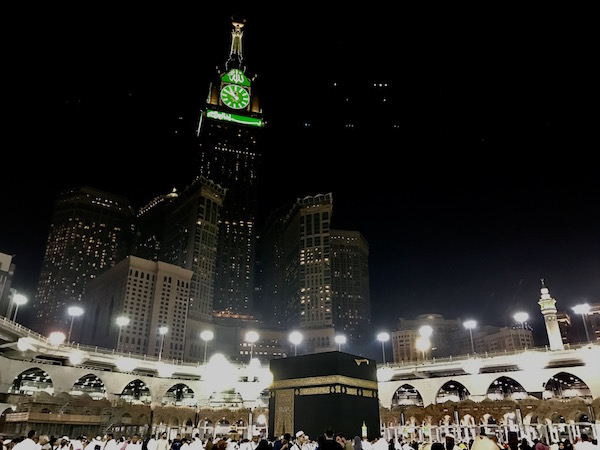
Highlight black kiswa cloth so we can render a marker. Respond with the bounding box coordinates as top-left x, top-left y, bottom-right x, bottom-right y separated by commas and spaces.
268, 351, 380, 443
